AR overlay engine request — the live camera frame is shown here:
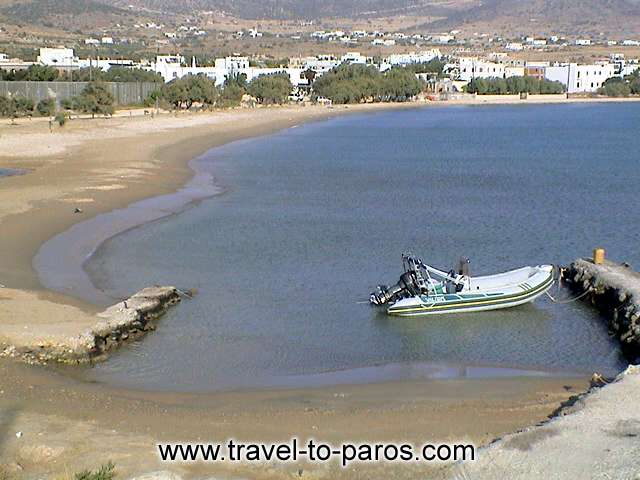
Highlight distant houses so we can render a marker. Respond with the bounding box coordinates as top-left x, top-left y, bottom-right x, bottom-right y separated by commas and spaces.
1, 44, 639, 97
